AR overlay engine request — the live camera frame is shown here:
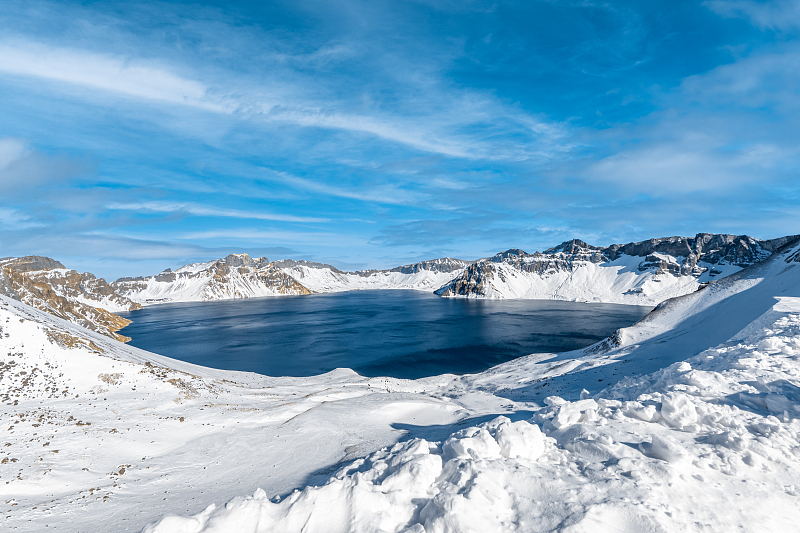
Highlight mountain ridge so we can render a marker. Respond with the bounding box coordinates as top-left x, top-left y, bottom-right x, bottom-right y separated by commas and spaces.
436, 233, 798, 304
4, 232, 796, 337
